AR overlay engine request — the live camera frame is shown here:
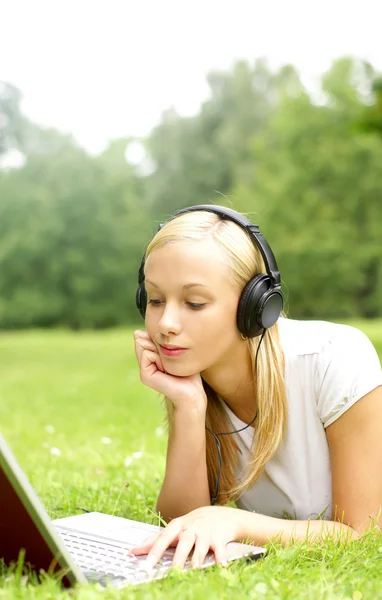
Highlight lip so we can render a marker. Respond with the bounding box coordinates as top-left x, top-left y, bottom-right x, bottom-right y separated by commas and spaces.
161, 344, 187, 350
159, 345, 188, 357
